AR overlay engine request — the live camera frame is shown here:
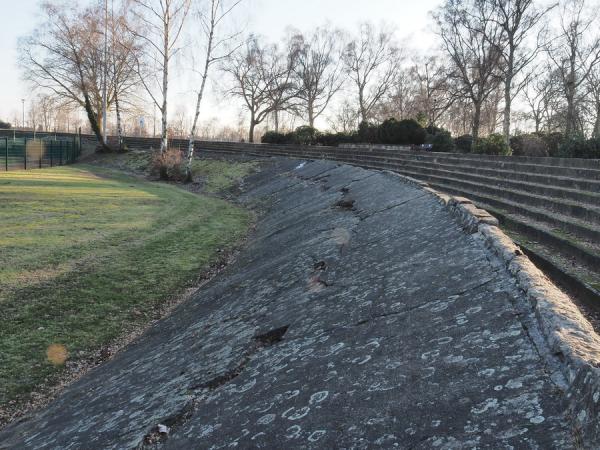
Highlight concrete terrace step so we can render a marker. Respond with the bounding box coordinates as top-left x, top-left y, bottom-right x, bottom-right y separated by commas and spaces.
204, 143, 600, 182
381, 166, 600, 225
331, 154, 600, 205
366, 155, 600, 194
338, 150, 600, 181
383, 161, 600, 205
342, 144, 600, 170
391, 170, 600, 242
250, 149, 600, 229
